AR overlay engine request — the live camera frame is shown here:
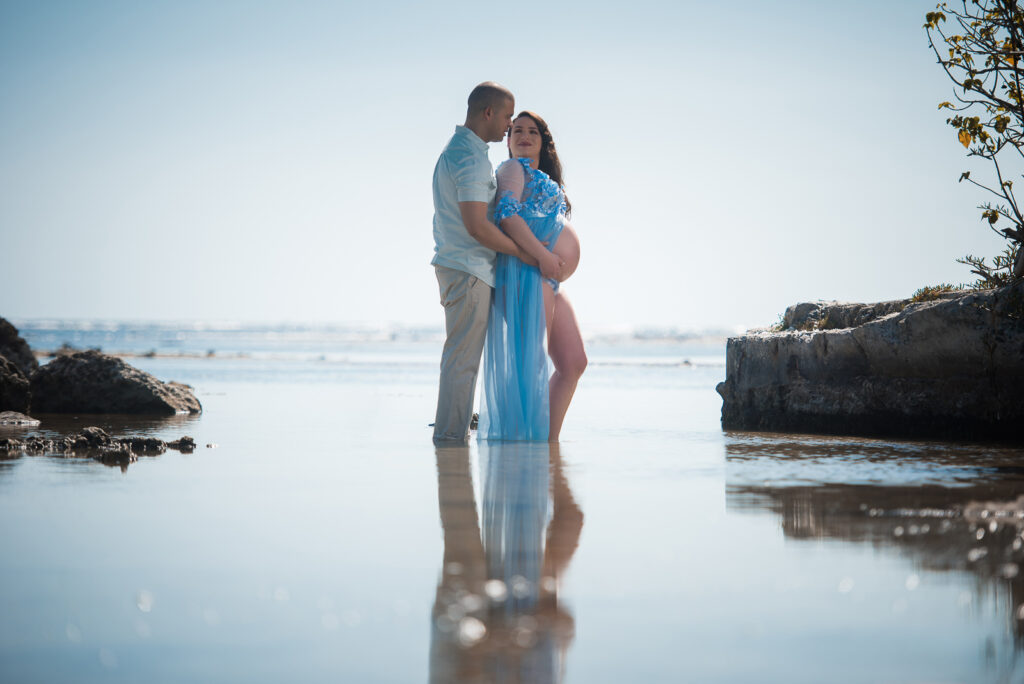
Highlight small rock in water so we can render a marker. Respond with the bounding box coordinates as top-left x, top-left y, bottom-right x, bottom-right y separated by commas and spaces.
167, 436, 196, 451
118, 436, 168, 454
79, 426, 112, 447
